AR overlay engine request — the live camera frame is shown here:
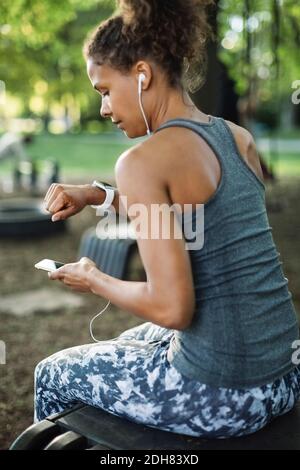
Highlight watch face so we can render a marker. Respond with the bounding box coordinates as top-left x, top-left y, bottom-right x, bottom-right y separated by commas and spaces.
93, 182, 105, 191
101, 182, 117, 191
93, 181, 113, 189
90, 181, 116, 210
